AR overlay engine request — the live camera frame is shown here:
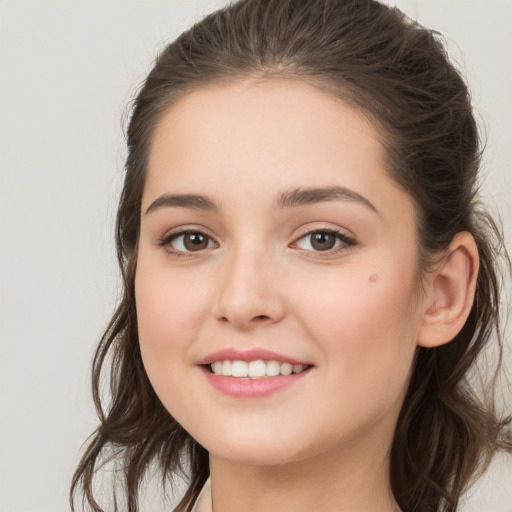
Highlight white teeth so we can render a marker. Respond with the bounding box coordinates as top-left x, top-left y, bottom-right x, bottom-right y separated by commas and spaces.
221, 360, 232, 376
248, 360, 266, 378
211, 361, 223, 374
280, 362, 293, 376
231, 360, 248, 377
209, 359, 309, 378
266, 360, 281, 377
